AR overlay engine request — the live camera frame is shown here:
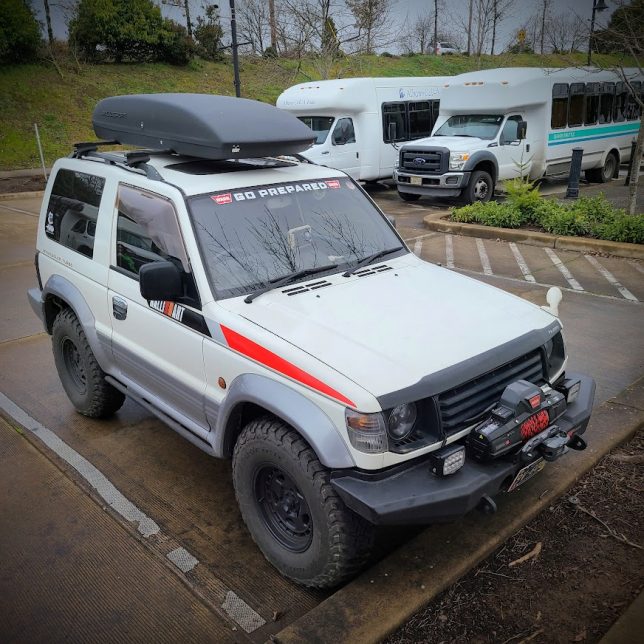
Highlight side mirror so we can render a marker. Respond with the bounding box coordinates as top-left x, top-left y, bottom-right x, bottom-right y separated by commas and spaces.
388, 121, 397, 142
517, 120, 528, 140
139, 261, 183, 301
